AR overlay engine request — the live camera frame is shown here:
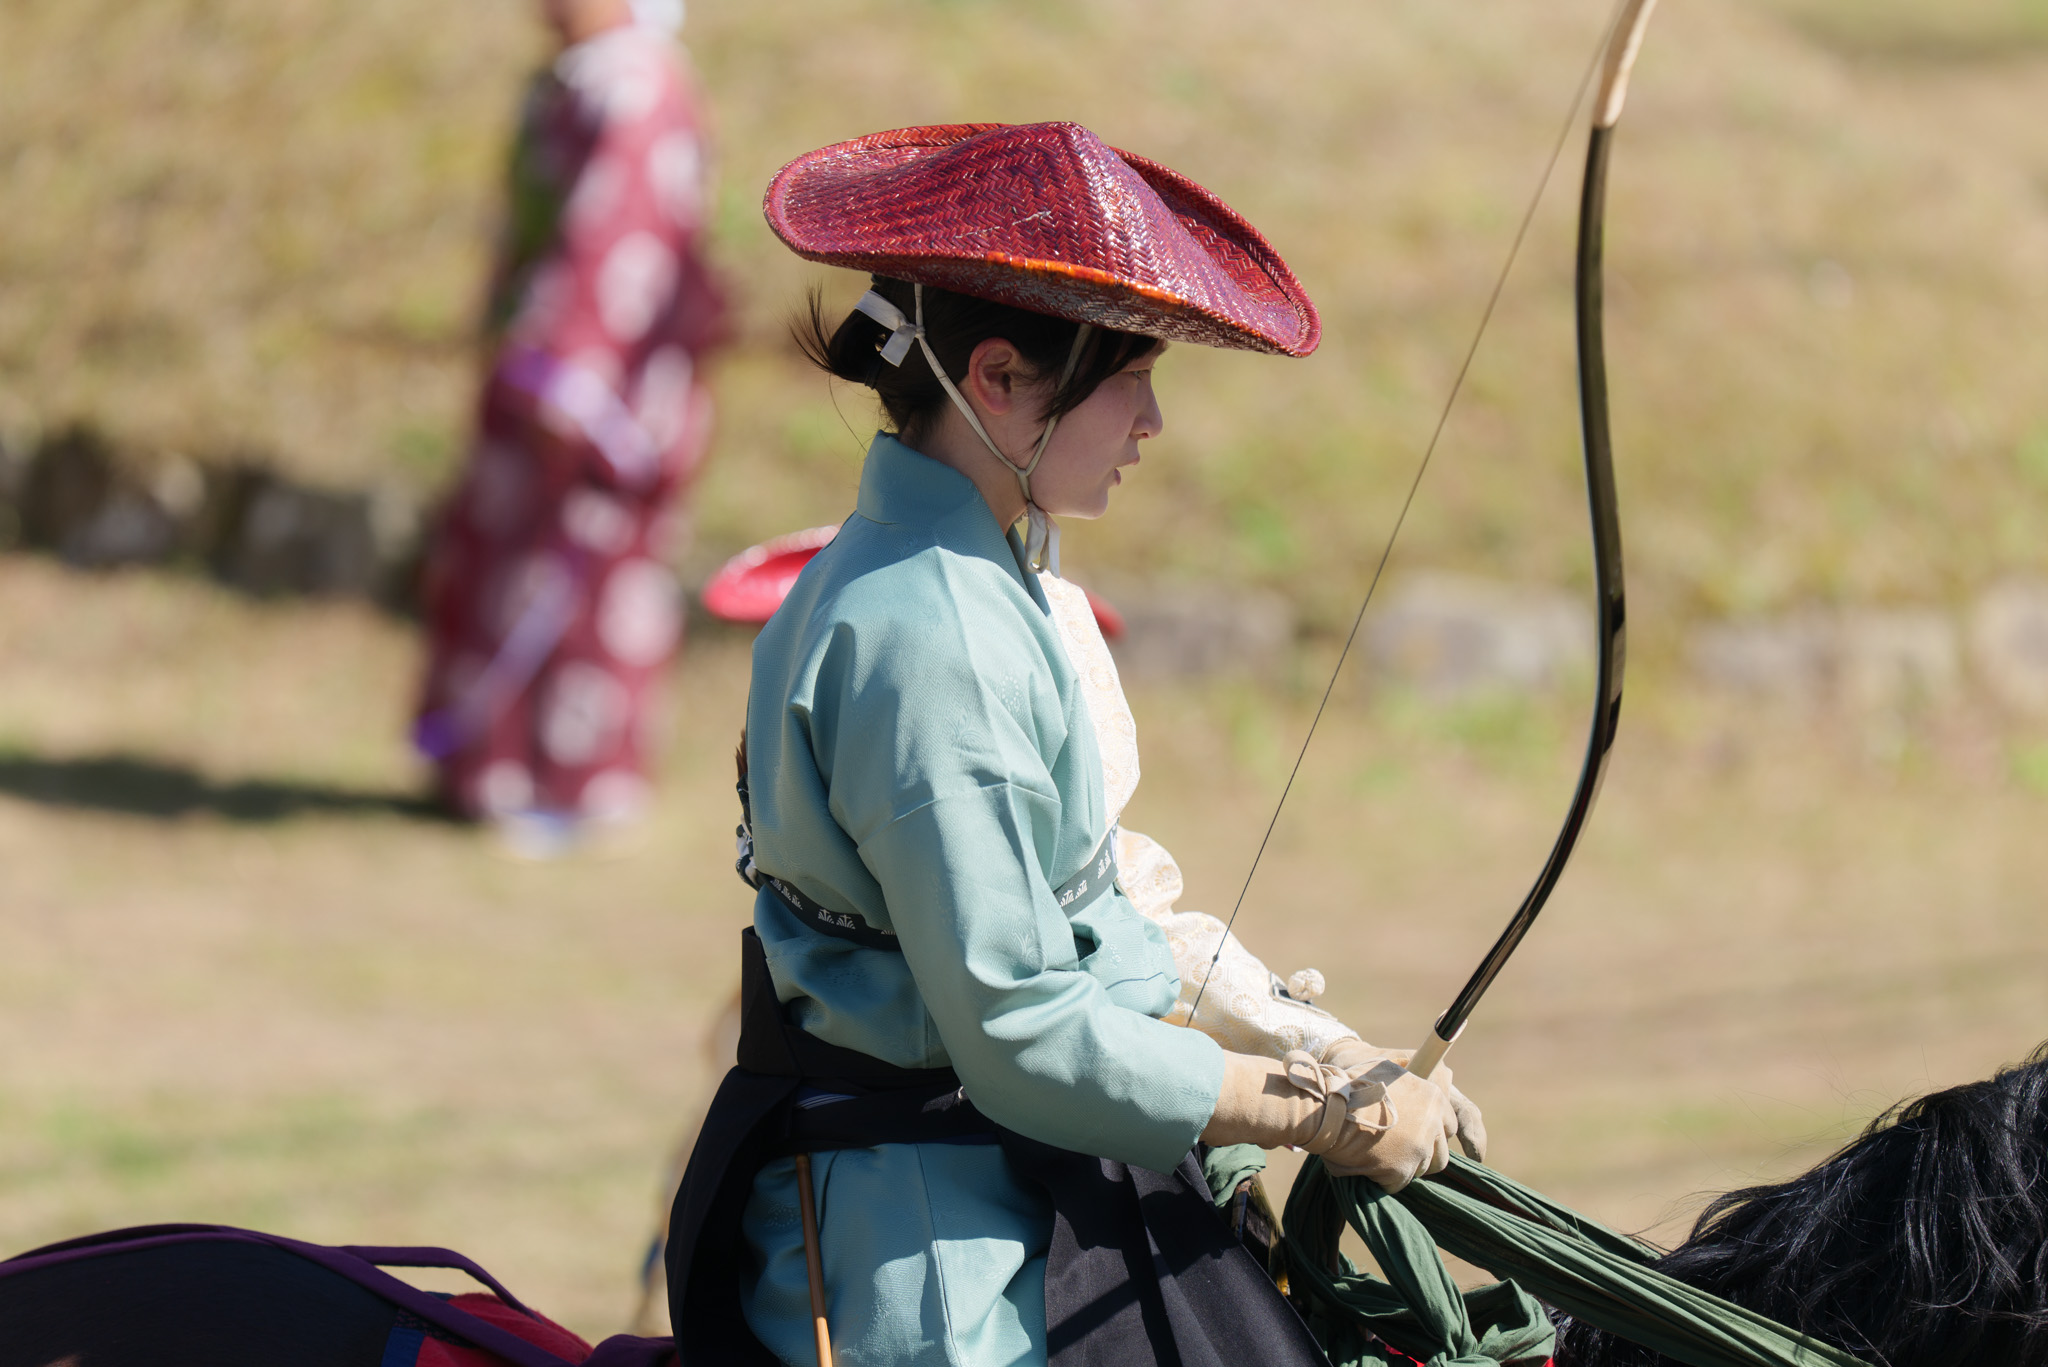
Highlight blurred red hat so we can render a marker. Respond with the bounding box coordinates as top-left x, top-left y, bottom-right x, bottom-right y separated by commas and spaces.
764, 121, 1320, 358
703, 523, 1126, 639
700, 525, 840, 625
